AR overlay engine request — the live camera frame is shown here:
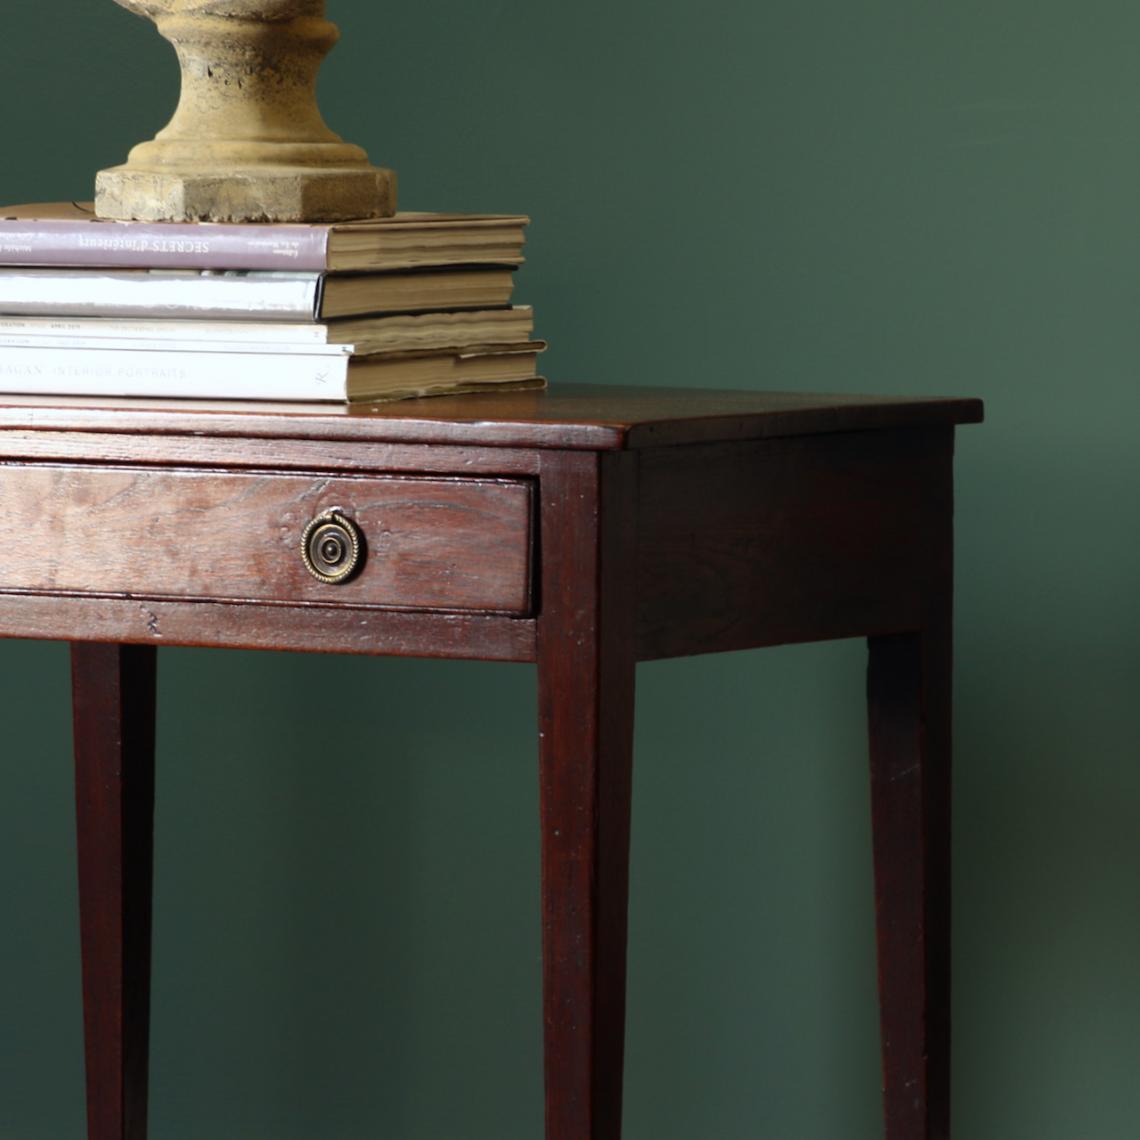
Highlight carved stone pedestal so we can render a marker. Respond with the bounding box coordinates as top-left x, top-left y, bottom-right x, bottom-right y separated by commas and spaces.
96, 0, 396, 223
